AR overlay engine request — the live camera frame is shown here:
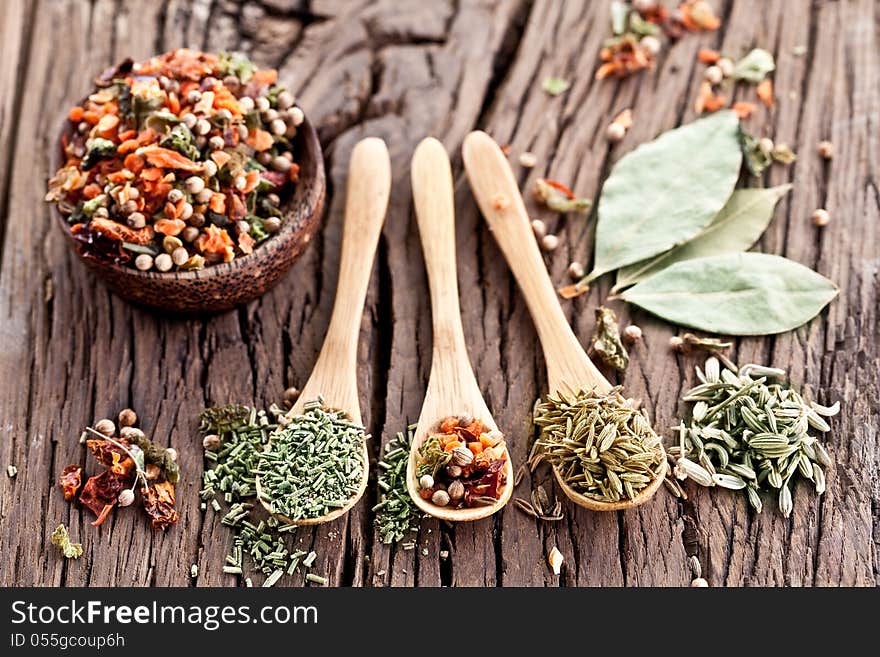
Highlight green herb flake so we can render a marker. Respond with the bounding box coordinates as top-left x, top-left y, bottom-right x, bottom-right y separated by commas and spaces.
740, 131, 772, 176
217, 51, 257, 83
770, 143, 797, 164
732, 48, 775, 83
51, 524, 83, 559
534, 178, 591, 214
542, 77, 571, 96
81, 138, 116, 171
